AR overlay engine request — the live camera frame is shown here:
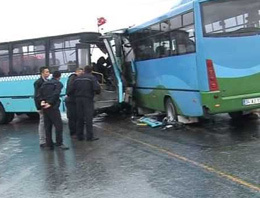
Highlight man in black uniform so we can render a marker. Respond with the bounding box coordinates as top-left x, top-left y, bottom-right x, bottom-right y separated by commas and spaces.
65, 68, 84, 137
40, 71, 69, 150
34, 66, 50, 148
73, 65, 101, 141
